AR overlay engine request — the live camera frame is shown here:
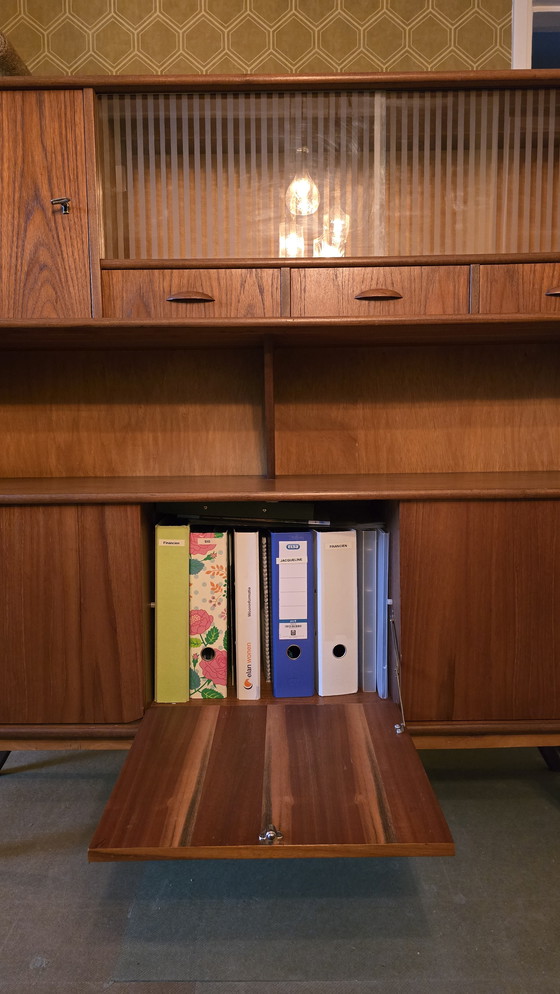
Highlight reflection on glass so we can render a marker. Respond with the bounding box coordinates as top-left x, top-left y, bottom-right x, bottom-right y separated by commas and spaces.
279, 222, 305, 257
313, 237, 344, 257
285, 147, 320, 217
321, 210, 350, 254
